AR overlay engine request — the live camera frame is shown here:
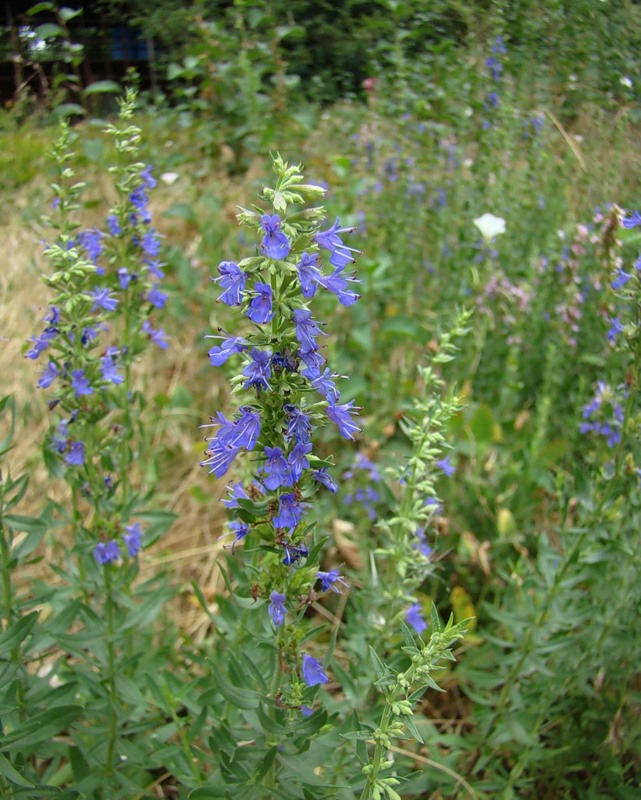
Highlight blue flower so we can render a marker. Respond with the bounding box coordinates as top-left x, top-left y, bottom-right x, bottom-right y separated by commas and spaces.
282, 542, 309, 565
612, 269, 632, 290
65, 441, 85, 466
293, 308, 325, 352
273, 492, 305, 529
140, 164, 157, 189
299, 347, 325, 372
414, 527, 433, 558
223, 481, 249, 509
622, 210, 641, 228
316, 569, 348, 593
269, 590, 287, 625
406, 603, 428, 634
107, 214, 122, 236
71, 369, 93, 398
94, 540, 121, 565
228, 520, 250, 553
233, 407, 261, 450
243, 348, 272, 392
201, 439, 240, 478
316, 268, 360, 306
262, 446, 292, 490
260, 214, 290, 259
90, 287, 119, 313
297, 252, 321, 298
288, 441, 312, 483
25, 329, 56, 360
216, 261, 247, 306
146, 259, 165, 279
312, 468, 338, 493
327, 401, 361, 440
607, 316, 625, 343
147, 284, 168, 309
208, 334, 247, 366
307, 367, 341, 403
78, 228, 104, 261
247, 282, 274, 324
118, 267, 133, 289
302, 654, 329, 686
436, 456, 456, 476
284, 404, 312, 443
38, 361, 58, 389
142, 320, 169, 349
123, 522, 143, 556
315, 217, 360, 268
